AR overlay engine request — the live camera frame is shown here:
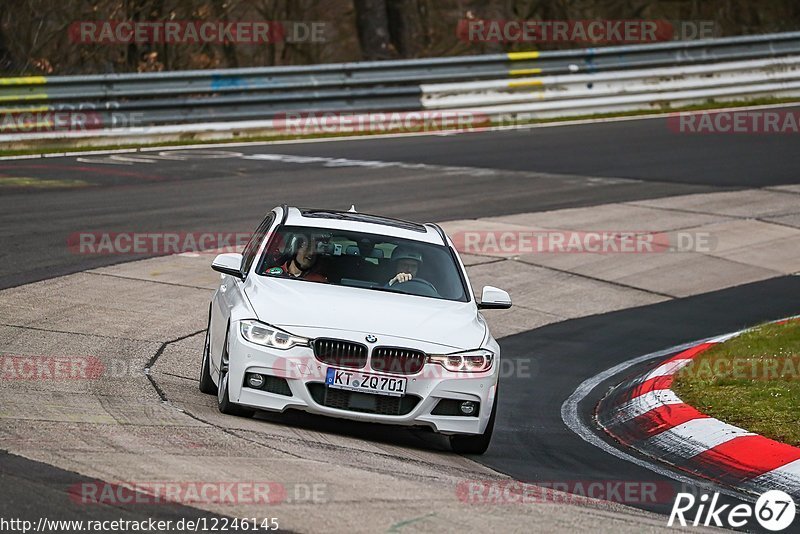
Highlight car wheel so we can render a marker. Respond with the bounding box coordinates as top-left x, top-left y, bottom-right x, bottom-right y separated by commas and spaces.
449, 385, 498, 455
217, 326, 255, 418
199, 313, 218, 395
